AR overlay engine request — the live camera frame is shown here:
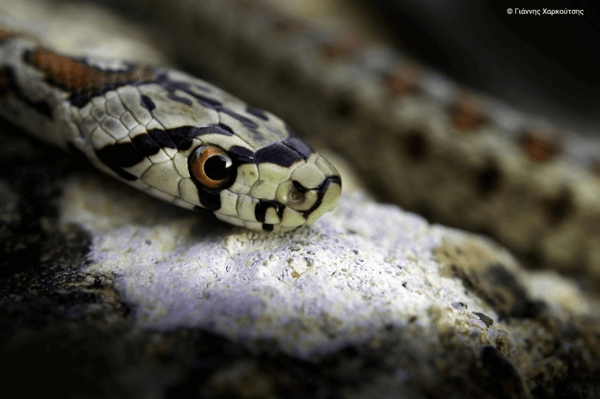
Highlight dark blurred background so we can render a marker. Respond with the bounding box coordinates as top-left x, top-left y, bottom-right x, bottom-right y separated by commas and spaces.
356, 0, 600, 135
